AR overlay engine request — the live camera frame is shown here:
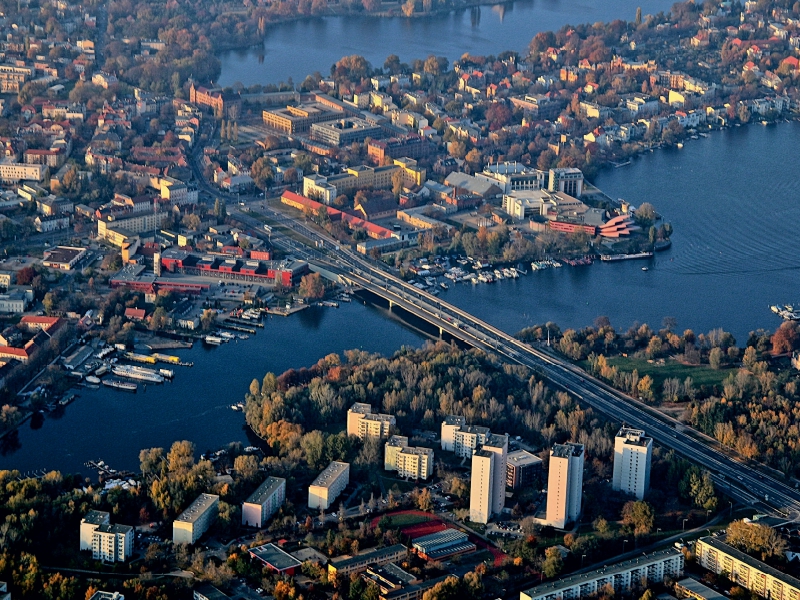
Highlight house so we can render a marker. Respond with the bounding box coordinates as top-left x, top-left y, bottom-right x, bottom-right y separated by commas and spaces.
354, 196, 399, 221
124, 308, 145, 321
